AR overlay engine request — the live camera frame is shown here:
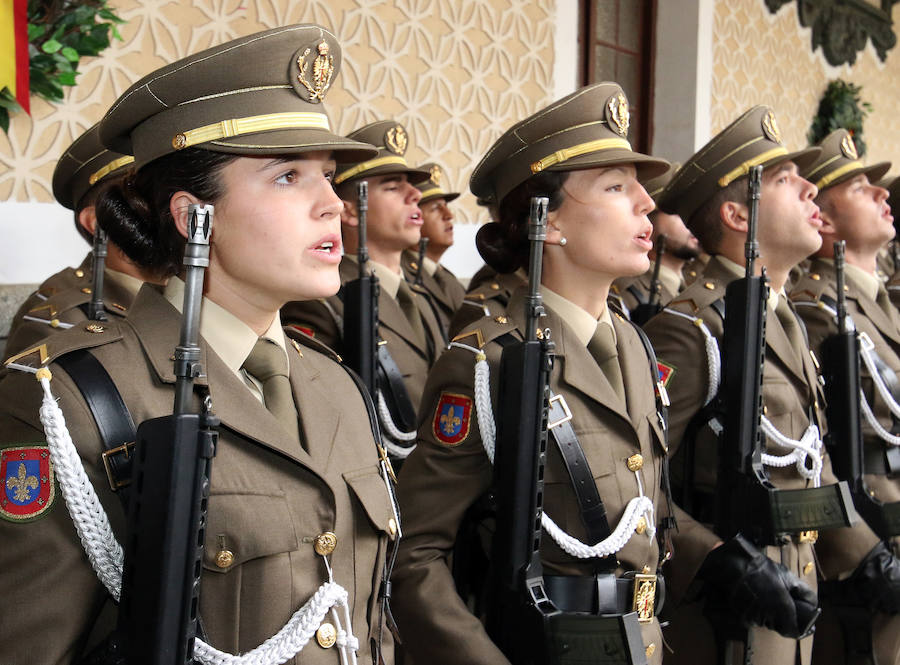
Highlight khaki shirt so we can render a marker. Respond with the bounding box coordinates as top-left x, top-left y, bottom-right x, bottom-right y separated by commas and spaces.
0, 284, 395, 664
